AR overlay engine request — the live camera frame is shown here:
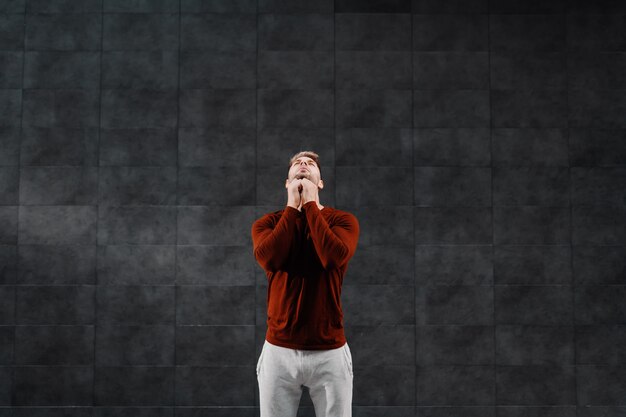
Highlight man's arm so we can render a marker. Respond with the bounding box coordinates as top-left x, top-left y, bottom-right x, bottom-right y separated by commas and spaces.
251, 206, 299, 272
302, 201, 359, 270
